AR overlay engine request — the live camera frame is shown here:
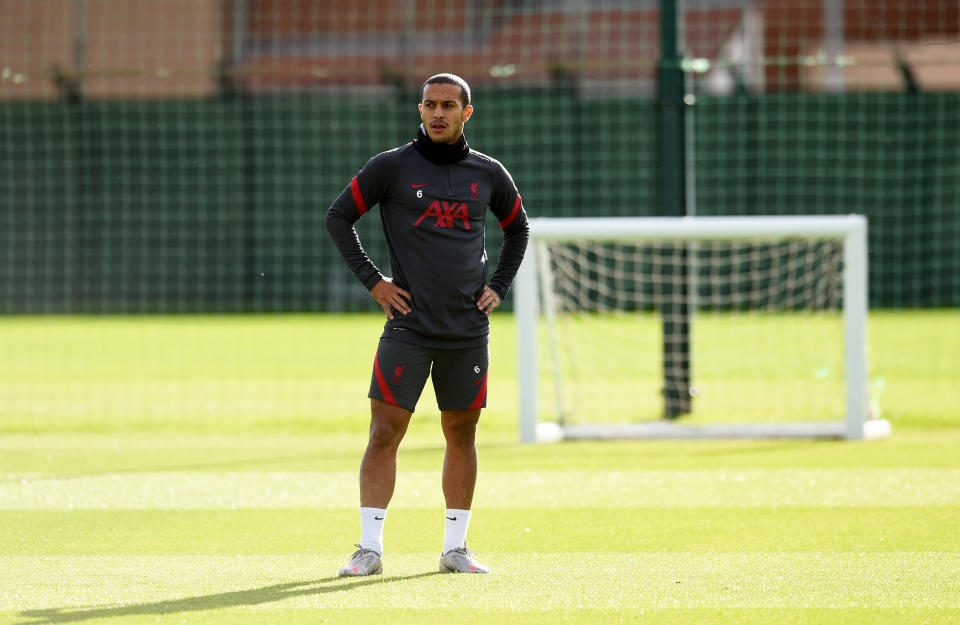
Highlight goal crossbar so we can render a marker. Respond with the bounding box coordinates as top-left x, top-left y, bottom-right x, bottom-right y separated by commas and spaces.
514, 215, 890, 443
